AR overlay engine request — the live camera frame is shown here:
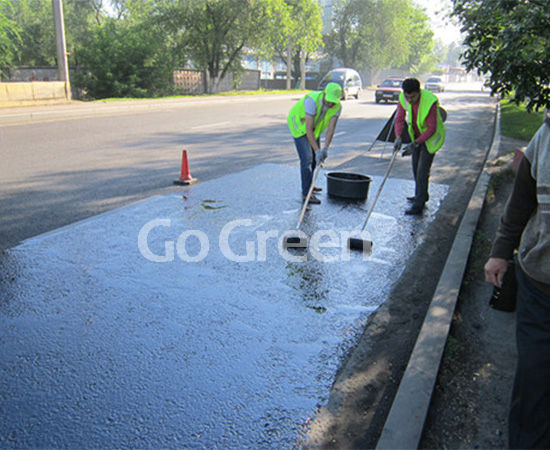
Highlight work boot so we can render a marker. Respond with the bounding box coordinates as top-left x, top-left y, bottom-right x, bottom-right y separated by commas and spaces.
313, 186, 322, 193
405, 203, 424, 215
304, 194, 321, 205
407, 194, 428, 202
